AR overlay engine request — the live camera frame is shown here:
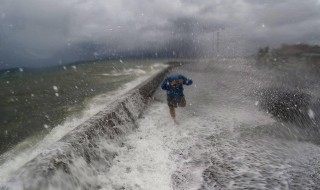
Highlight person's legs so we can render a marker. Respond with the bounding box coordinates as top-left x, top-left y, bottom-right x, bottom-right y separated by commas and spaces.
177, 96, 186, 107
169, 107, 176, 118
170, 107, 179, 124
167, 97, 178, 124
